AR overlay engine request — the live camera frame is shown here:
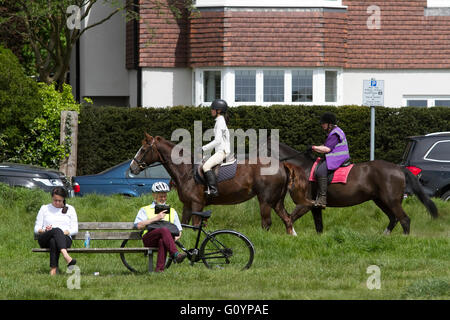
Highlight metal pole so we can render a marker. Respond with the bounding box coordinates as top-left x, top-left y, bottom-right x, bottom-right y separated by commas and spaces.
370, 106, 375, 161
